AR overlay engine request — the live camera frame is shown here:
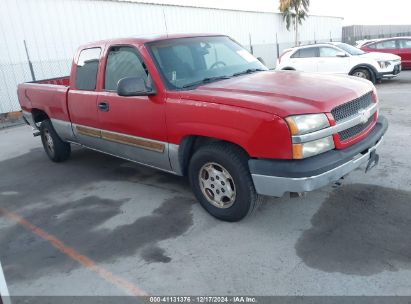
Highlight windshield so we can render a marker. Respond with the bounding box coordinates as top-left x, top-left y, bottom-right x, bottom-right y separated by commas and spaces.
146, 36, 268, 90
336, 43, 365, 56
